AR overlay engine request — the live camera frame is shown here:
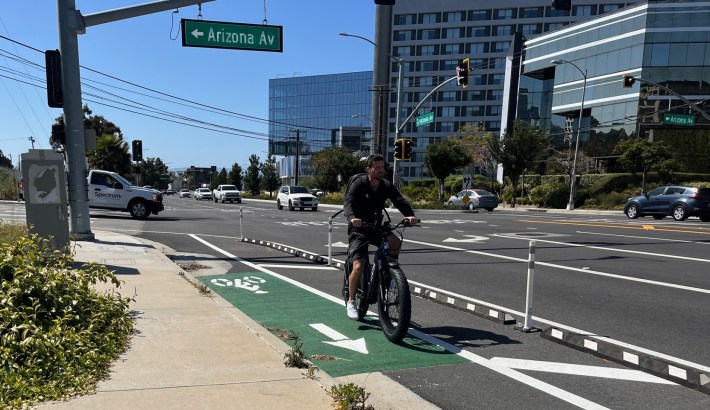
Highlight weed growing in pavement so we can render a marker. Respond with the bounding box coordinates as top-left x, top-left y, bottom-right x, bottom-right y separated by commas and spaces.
282, 331, 311, 369
177, 272, 212, 296
304, 365, 318, 380
328, 383, 375, 410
